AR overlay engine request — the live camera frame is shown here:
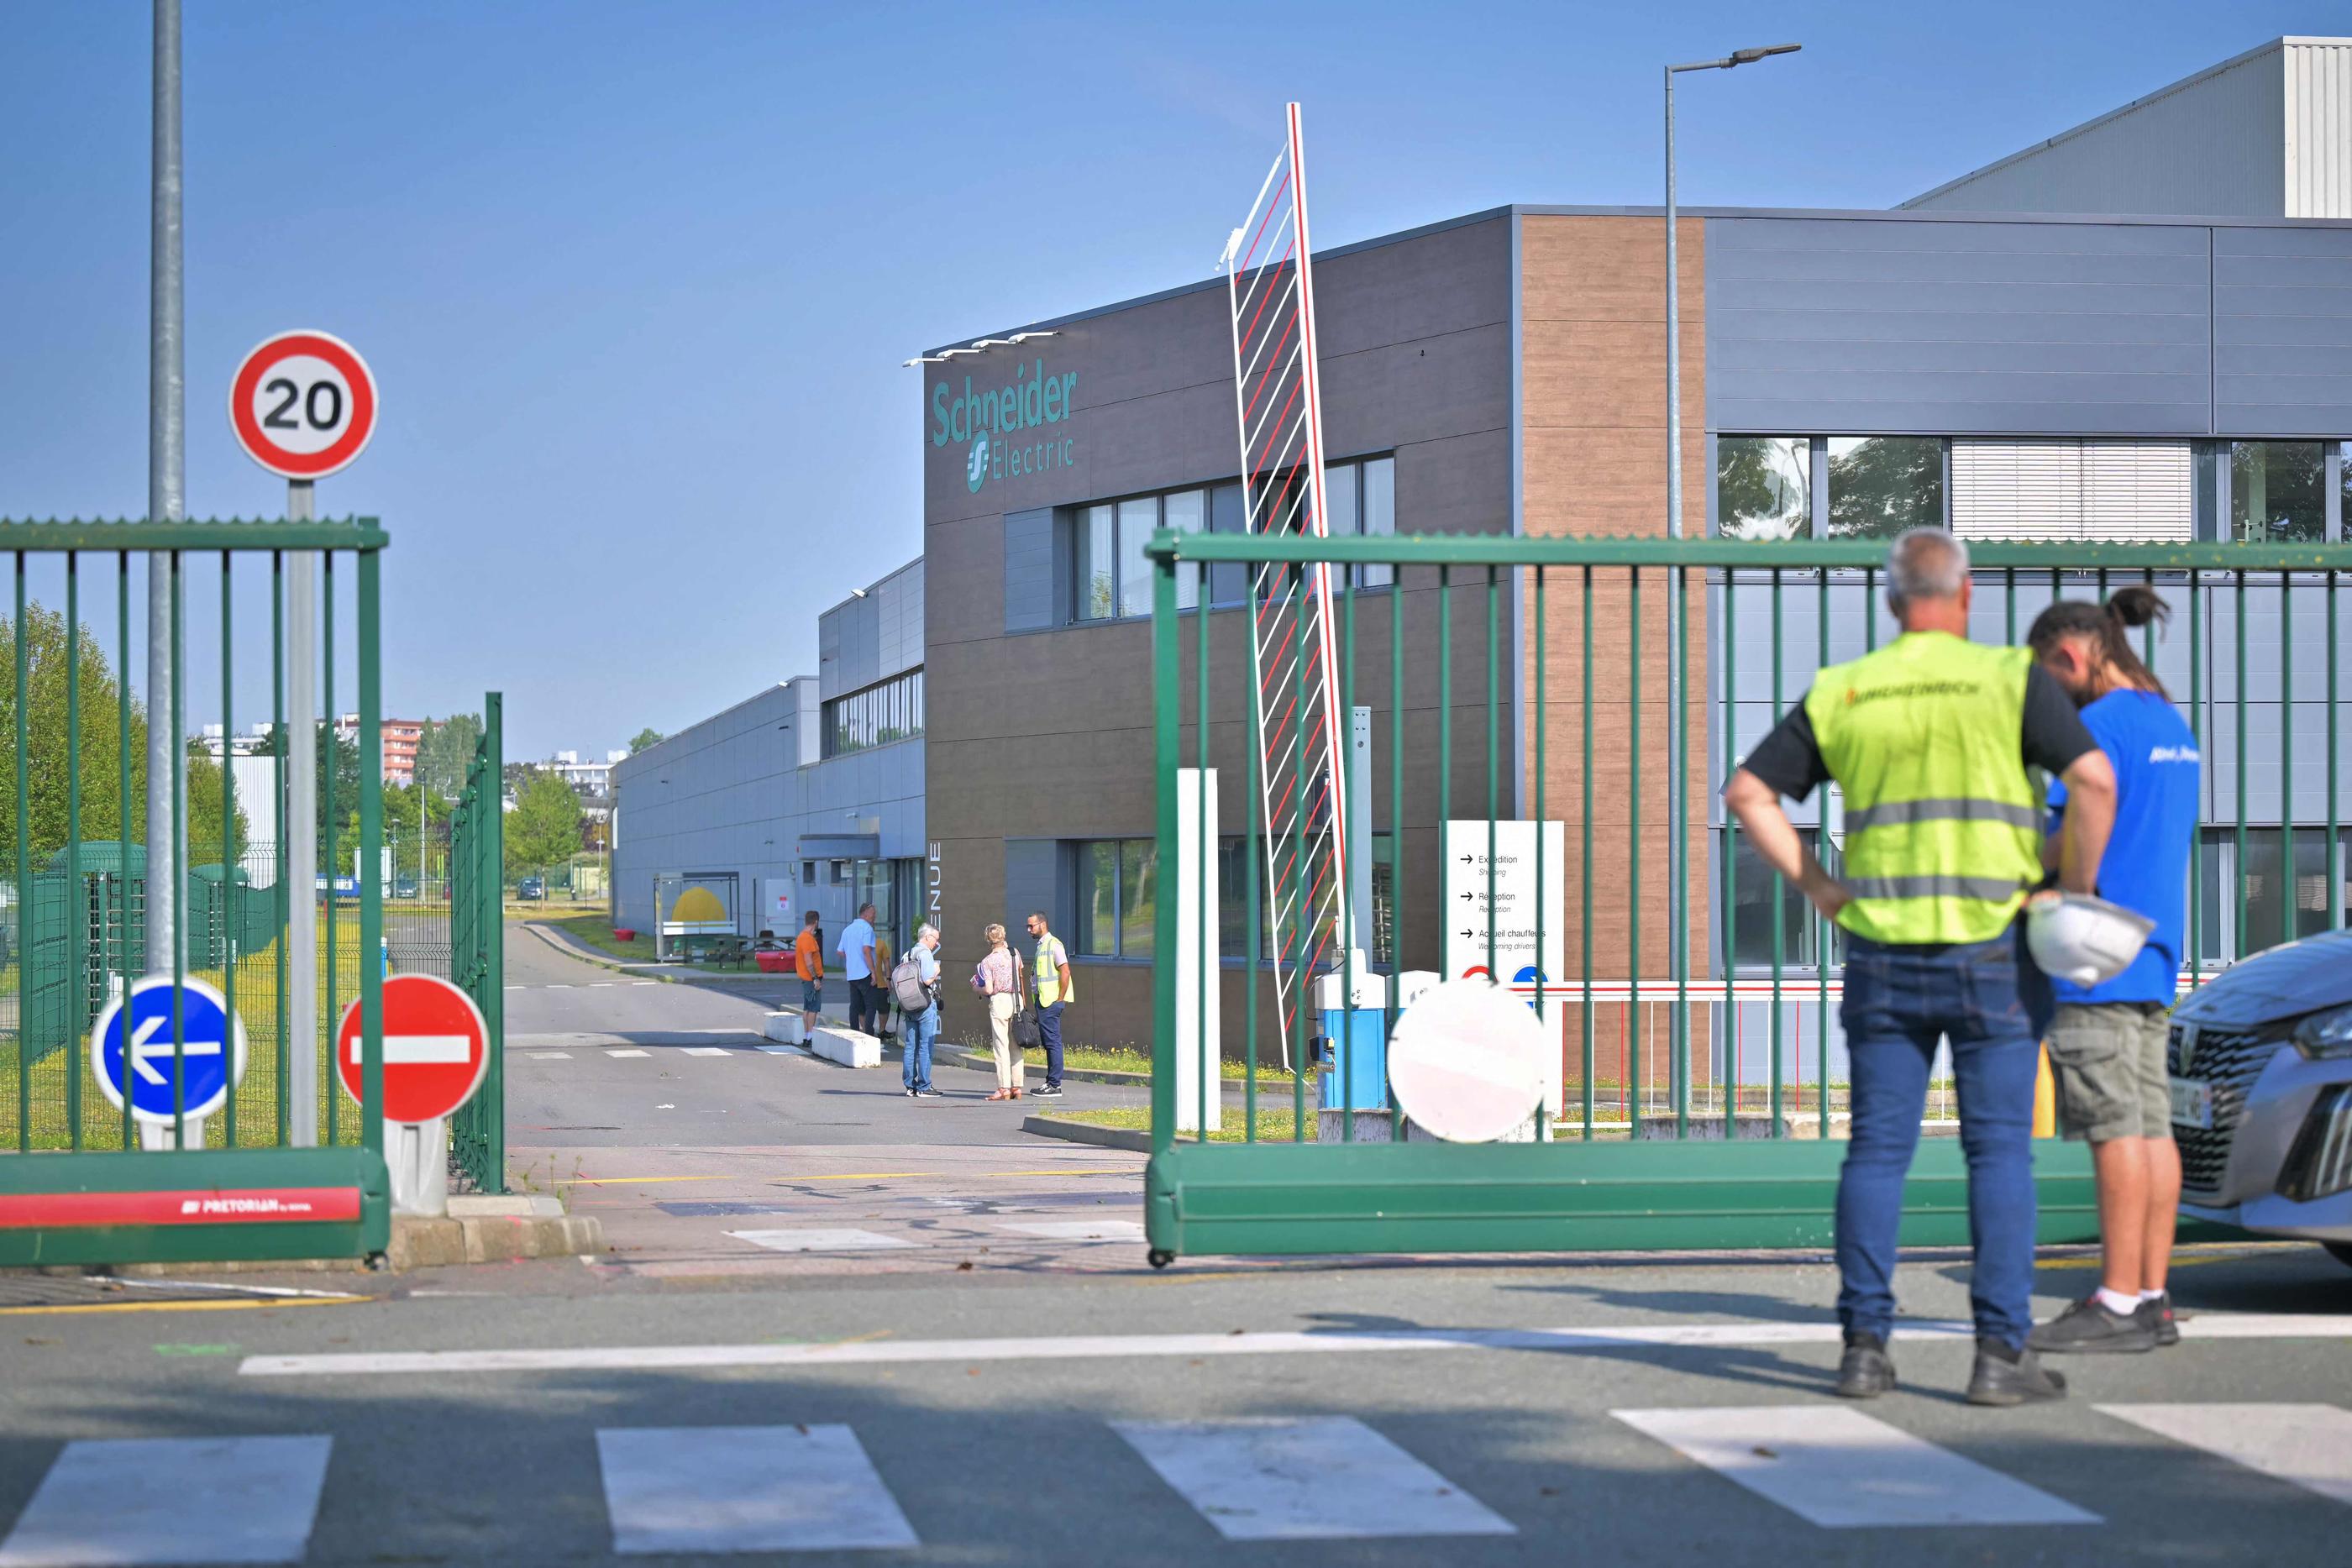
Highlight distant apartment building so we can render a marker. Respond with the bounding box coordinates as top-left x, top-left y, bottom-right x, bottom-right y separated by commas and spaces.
546, 748, 628, 795
332, 714, 426, 786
